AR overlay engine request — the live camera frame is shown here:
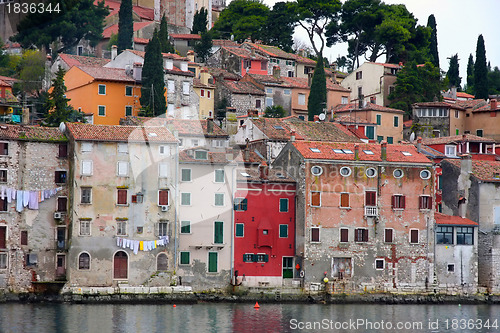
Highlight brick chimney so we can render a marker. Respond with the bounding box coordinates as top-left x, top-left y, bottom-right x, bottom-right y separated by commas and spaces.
354, 143, 359, 160
417, 136, 422, 153
314, 115, 320, 122
491, 99, 498, 110
111, 45, 117, 60
460, 153, 472, 174
290, 130, 296, 142
259, 161, 268, 180
187, 50, 195, 63
381, 141, 387, 161
200, 68, 210, 85
207, 118, 214, 134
